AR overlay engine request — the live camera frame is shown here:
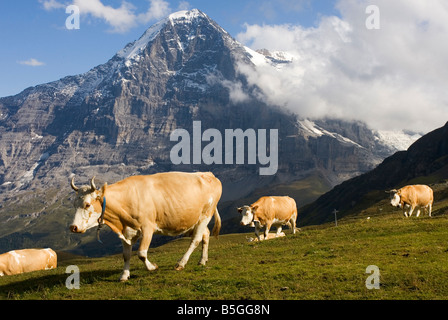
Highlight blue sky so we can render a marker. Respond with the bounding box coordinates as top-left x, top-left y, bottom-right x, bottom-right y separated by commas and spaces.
1, 1, 448, 133
0, 0, 338, 98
